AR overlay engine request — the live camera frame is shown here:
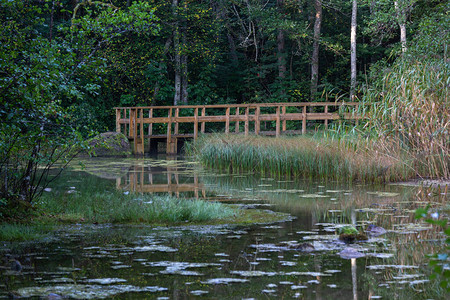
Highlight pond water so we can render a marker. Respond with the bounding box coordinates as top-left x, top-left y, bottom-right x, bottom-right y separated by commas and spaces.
1, 157, 448, 299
